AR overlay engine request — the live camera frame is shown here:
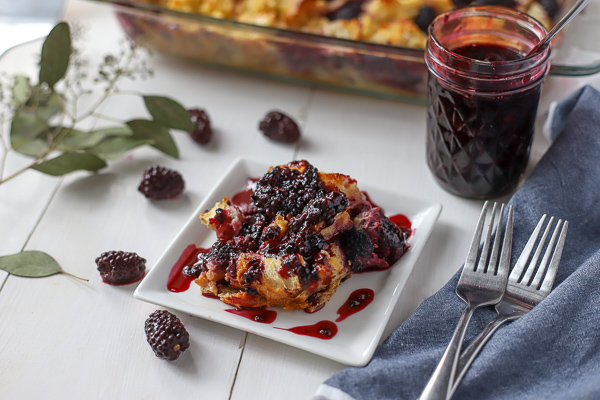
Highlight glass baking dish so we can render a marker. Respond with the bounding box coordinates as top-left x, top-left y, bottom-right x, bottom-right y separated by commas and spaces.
87, 0, 600, 103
